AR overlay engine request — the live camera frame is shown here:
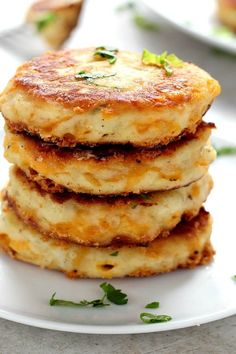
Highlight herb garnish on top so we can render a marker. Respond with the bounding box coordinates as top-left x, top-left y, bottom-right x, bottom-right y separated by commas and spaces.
94, 47, 119, 64
75, 71, 116, 82
142, 49, 183, 76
